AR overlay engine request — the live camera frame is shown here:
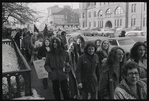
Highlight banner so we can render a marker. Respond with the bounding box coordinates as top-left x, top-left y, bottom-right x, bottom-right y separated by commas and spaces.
33, 59, 48, 79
